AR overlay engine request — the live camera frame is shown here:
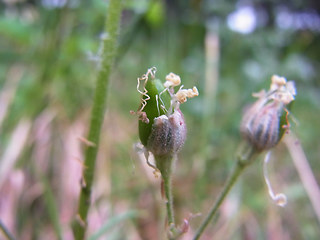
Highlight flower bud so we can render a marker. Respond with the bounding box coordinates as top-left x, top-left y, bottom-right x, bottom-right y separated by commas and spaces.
240, 75, 296, 152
